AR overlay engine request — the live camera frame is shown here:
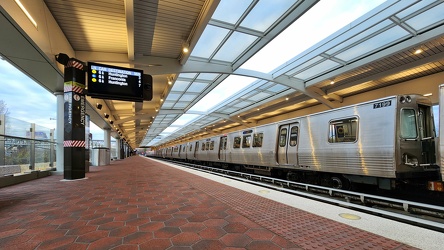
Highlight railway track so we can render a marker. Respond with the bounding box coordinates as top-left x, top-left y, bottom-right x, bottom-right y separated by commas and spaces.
156, 158, 444, 233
